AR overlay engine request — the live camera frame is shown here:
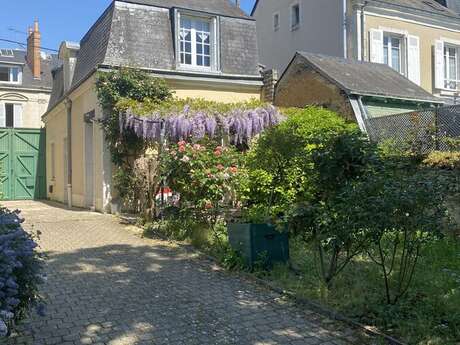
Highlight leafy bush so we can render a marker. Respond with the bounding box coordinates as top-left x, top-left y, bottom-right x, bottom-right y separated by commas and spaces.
423, 151, 460, 170
0, 208, 45, 337
95, 69, 173, 213
242, 106, 356, 221
162, 140, 243, 241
